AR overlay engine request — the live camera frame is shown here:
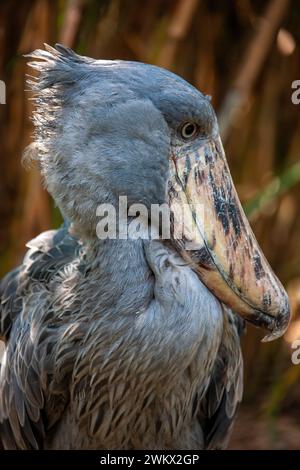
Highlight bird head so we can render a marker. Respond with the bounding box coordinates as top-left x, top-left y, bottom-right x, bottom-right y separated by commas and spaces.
27, 44, 290, 341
